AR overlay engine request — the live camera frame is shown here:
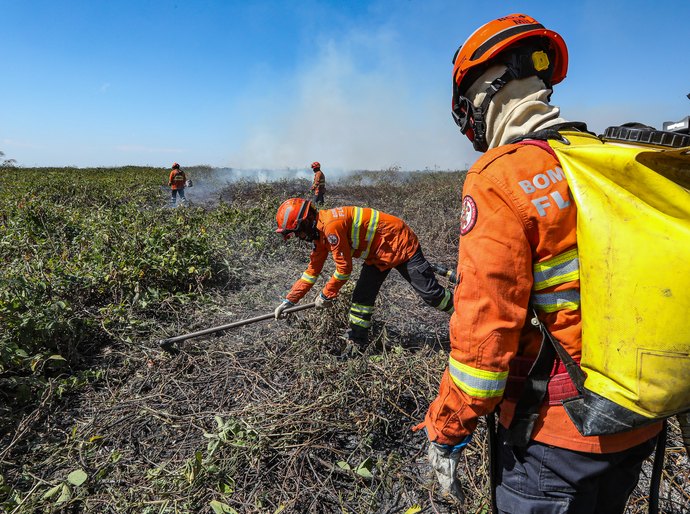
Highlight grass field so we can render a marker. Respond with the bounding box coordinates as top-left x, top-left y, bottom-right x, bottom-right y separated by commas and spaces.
0, 166, 687, 513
